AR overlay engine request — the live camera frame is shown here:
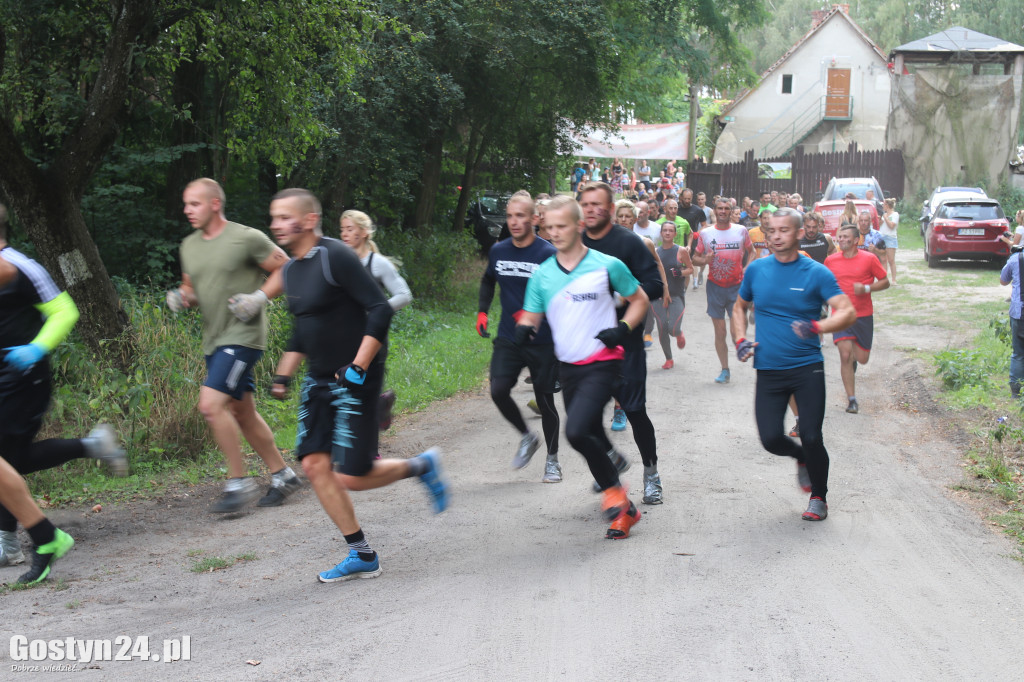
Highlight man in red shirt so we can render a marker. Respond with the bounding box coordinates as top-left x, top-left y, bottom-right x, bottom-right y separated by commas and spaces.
824, 224, 890, 414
